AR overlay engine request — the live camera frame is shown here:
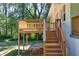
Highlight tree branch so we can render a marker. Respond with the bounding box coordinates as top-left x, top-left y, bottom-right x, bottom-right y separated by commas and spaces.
25, 6, 34, 18
38, 3, 45, 18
